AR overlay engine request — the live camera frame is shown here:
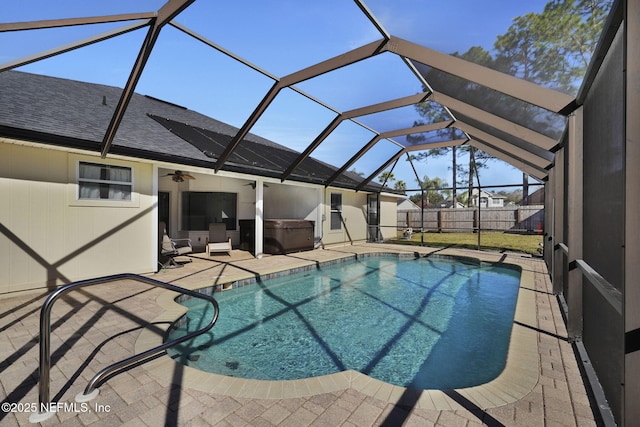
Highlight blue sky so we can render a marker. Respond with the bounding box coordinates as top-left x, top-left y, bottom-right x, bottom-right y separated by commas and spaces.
1, 0, 552, 192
